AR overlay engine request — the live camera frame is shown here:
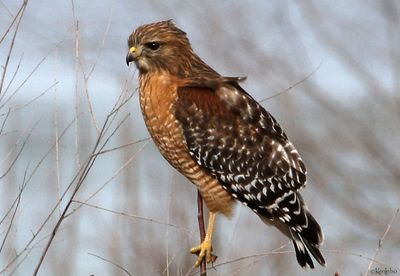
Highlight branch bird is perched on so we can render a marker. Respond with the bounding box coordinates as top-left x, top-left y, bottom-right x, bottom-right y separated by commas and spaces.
126, 20, 326, 269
